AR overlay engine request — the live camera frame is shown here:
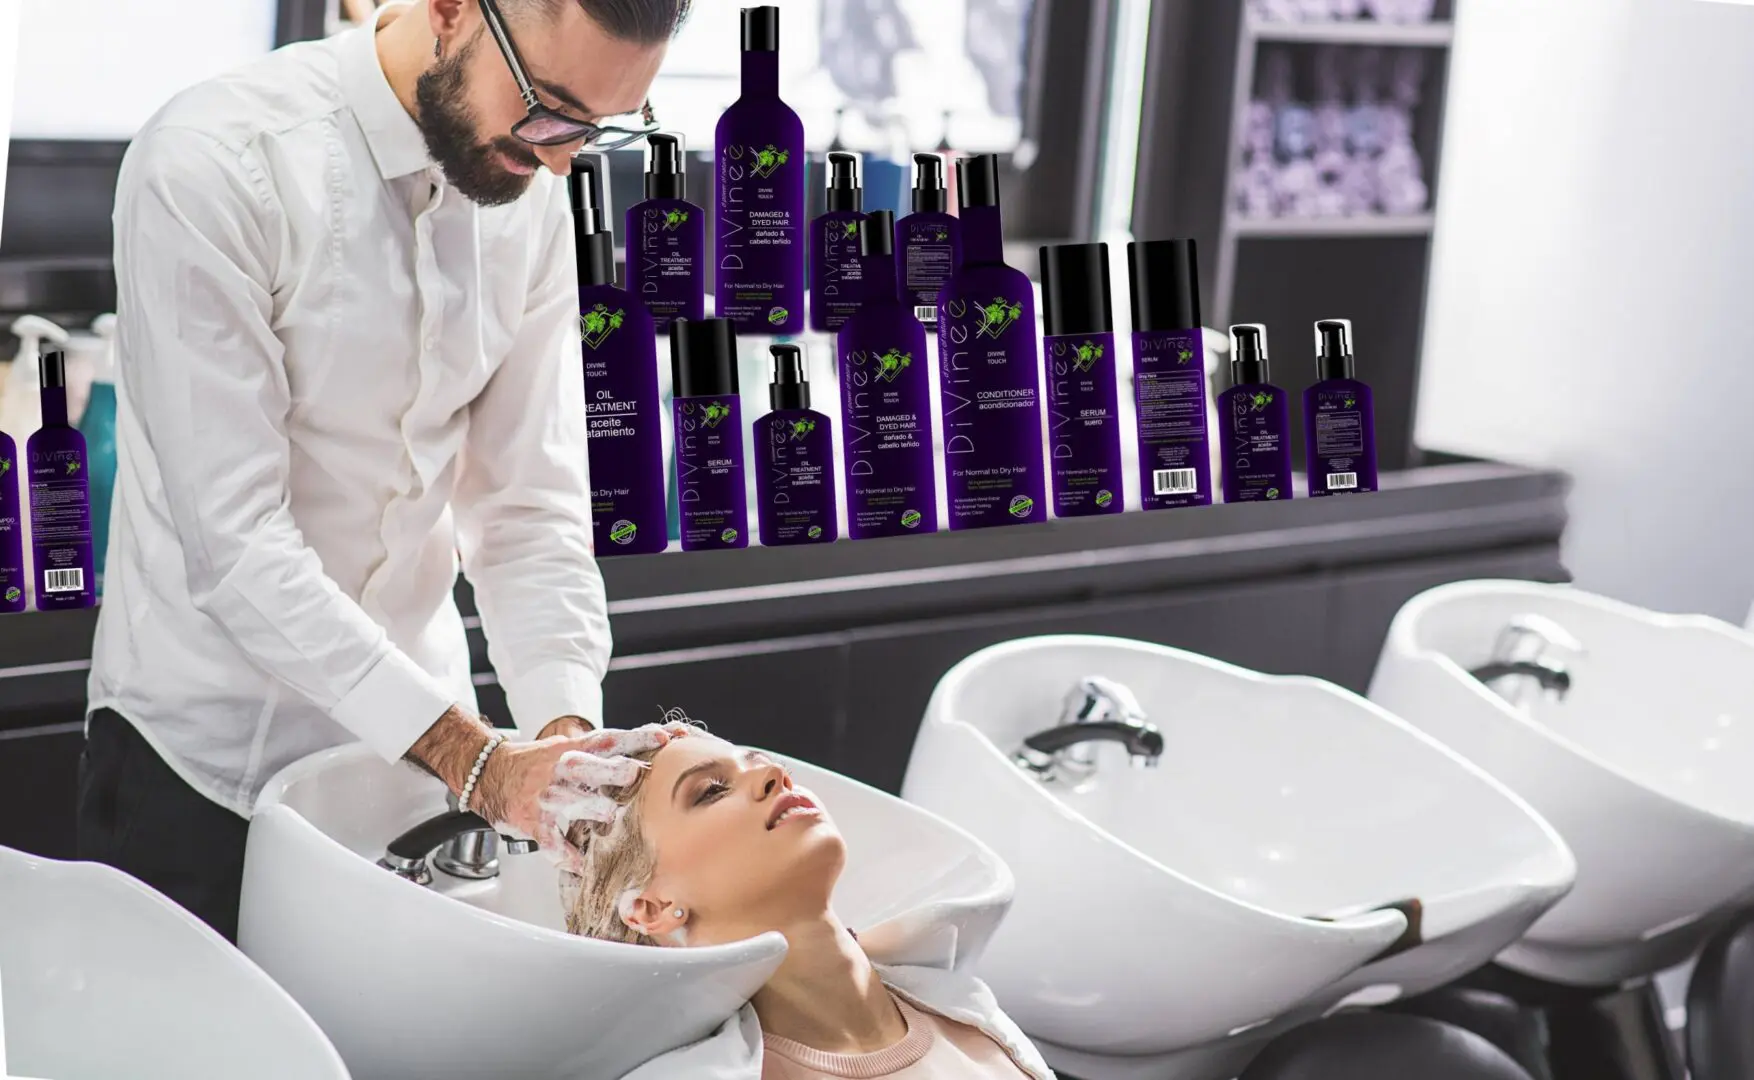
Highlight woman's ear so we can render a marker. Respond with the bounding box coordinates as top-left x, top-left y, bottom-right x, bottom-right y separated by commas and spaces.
622, 891, 688, 942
